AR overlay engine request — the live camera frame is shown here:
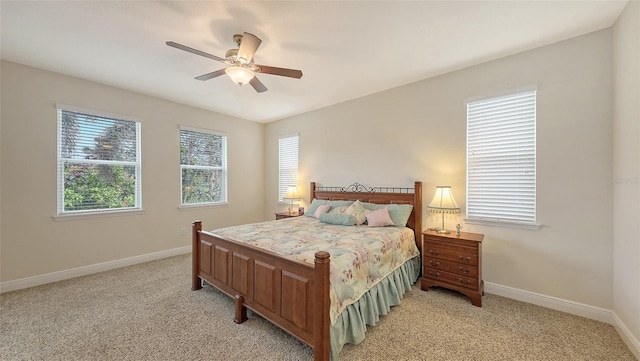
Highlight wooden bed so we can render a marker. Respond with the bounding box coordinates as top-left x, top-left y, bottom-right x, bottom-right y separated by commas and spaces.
192, 181, 422, 361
